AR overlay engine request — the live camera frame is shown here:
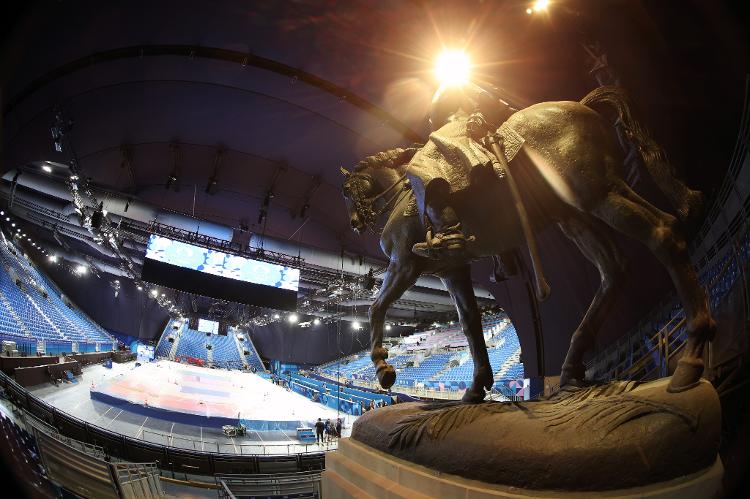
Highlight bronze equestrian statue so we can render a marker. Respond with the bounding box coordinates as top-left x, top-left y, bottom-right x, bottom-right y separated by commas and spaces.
342, 84, 711, 403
